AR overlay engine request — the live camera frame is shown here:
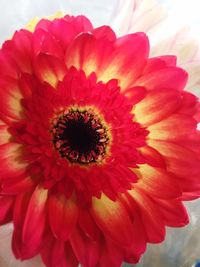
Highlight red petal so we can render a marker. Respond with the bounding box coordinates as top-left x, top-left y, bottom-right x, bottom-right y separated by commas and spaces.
41, 235, 78, 267
129, 188, 165, 243
97, 32, 149, 89
0, 196, 14, 224
92, 26, 116, 41
0, 77, 23, 121
65, 33, 99, 74
78, 209, 101, 240
41, 237, 66, 267
48, 194, 78, 241
91, 194, 134, 246
135, 67, 188, 91
139, 145, 166, 168
70, 227, 100, 267
0, 143, 27, 179
0, 120, 11, 145
64, 242, 79, 267
12, 193, 31, 259
158, 55, 177, 66
124, 214, 146, 263
179, 91, 198, 116
64, 15, 93, 32
133, 88, 181, 126
35, 18, 51, 31
21, 186, 48, 259
148, 140, 200, 177
124, 86, 147, 104
65, 32, 149, 90
143, 56, 177, 74
1, 175, 35, 194
49, 19, 78, 49
120, 193, 147, 263
134, 164, 181, 199
97, 238, 123, 267
33, 54, 66, 87
148, 114, 196, 140
156, 199, 189, 227
2, 30, 32, 74
0, 50, 18, 78
33, 28, 63, 58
